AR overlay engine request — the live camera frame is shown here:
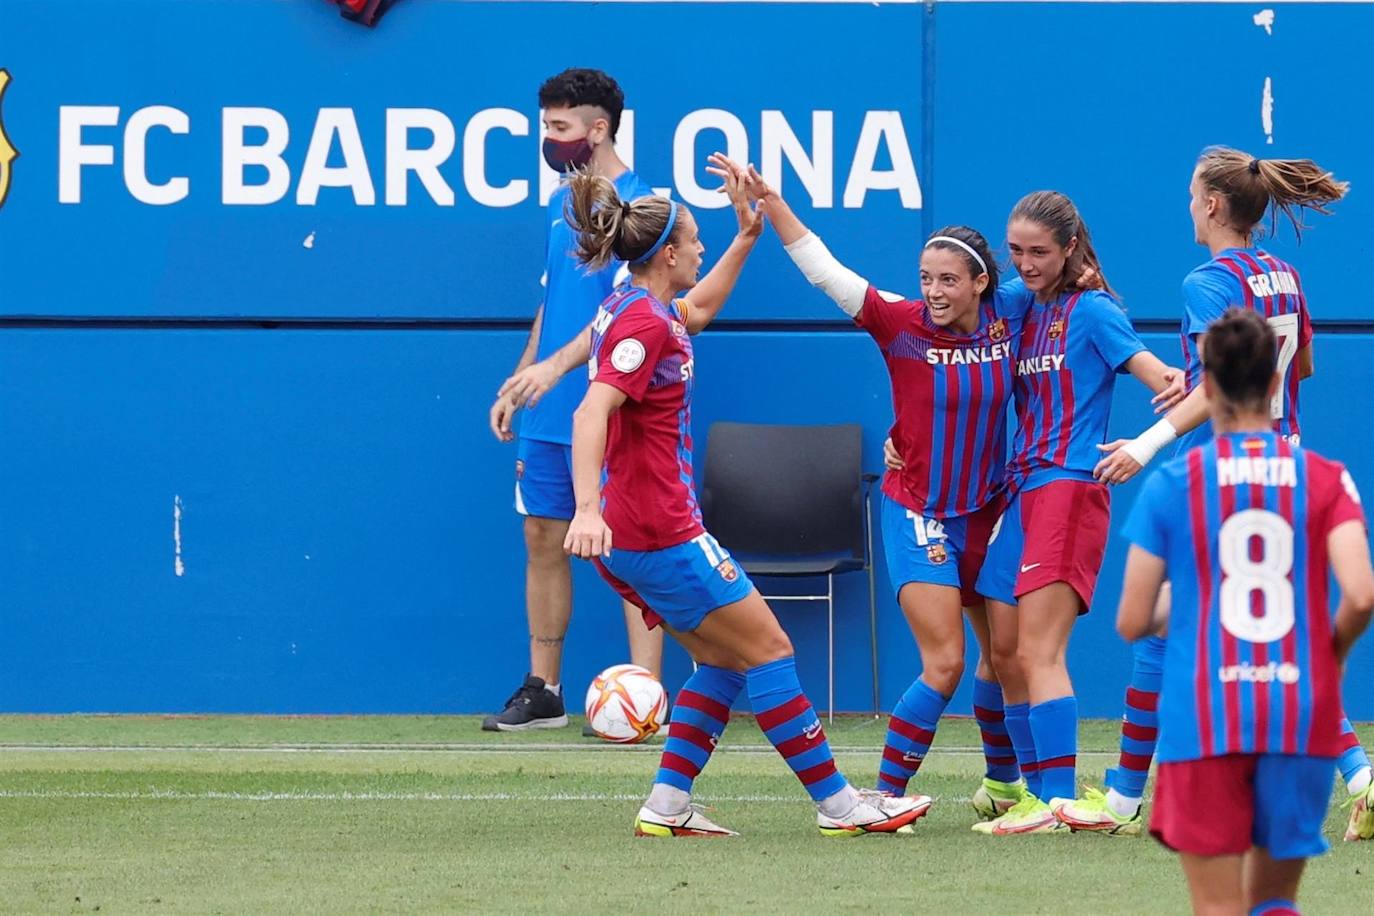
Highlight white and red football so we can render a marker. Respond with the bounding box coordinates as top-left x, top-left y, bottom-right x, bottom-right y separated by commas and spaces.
584, 664, 668, 744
